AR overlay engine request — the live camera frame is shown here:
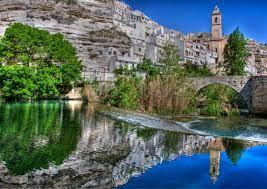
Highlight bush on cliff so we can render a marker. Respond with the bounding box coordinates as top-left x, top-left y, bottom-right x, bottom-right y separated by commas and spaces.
0, 23, 82, 100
